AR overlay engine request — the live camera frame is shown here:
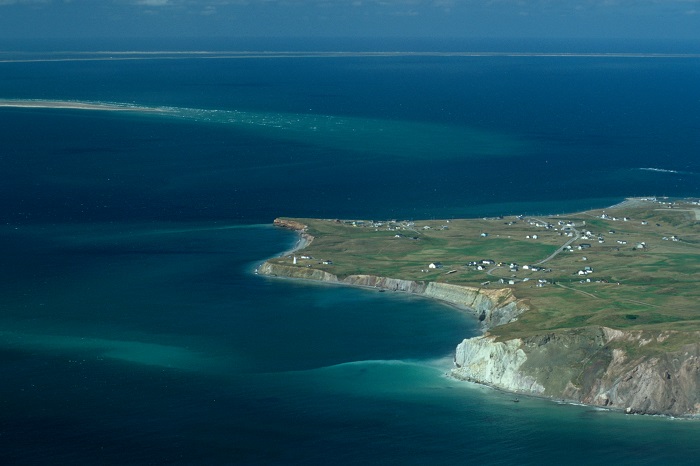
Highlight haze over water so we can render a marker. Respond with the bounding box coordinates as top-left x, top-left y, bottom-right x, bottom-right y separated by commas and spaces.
2, 40, 700, 464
